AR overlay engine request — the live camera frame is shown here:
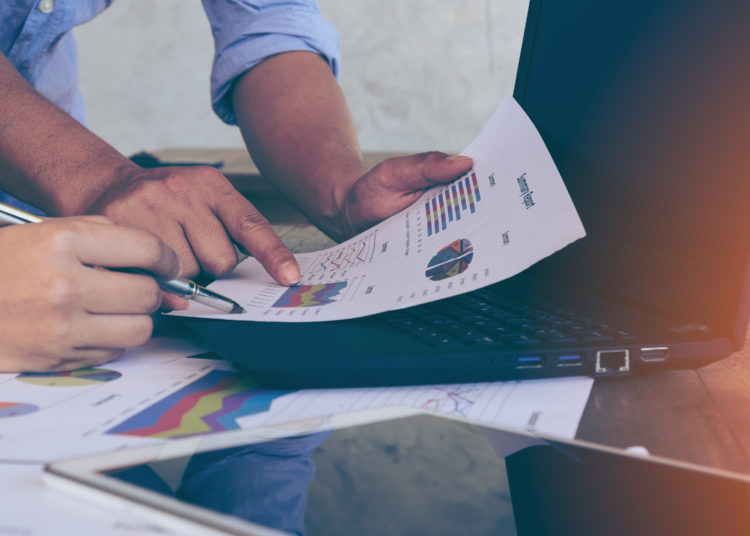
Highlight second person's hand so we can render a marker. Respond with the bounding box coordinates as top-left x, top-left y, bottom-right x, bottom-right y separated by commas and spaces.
333, 151, 474, 240
85, 164, 301, 306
